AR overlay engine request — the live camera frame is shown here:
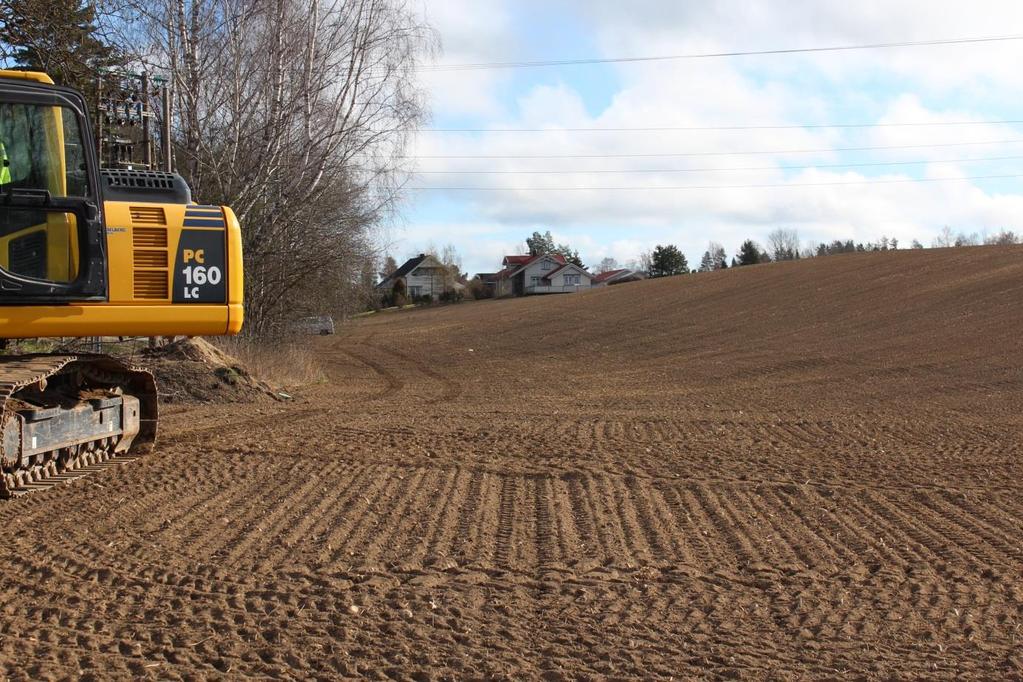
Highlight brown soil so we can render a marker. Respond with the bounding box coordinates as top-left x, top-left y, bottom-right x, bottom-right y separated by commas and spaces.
2, 245, 1023, 679
142, 337, 279, 404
